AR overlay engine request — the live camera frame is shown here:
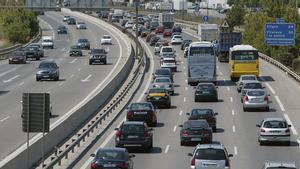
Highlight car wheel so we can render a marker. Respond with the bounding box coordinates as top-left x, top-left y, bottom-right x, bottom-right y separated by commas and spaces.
8, 60, 11, 64
265, 106, 270, 111
213, 126, 217, 132
243, 107, 247, 112
180, 141, 185, 146
36, 77, 40, 81
55, 76, 59, 81
89, 61, 92, 65
284, 141, 290, 146
259, 140, 265, 146
194, 98, 198, 102
36, 57, 40, 60
167, 102, 171, 108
